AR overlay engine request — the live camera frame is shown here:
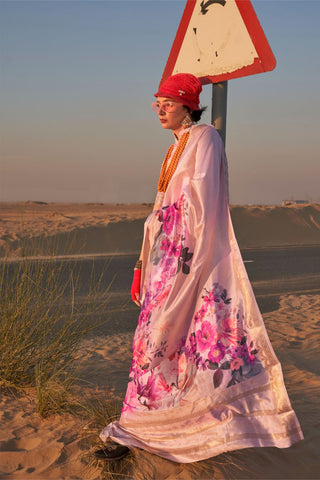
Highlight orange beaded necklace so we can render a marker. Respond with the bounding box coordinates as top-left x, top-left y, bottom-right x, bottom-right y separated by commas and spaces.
157, 130, 190, 193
